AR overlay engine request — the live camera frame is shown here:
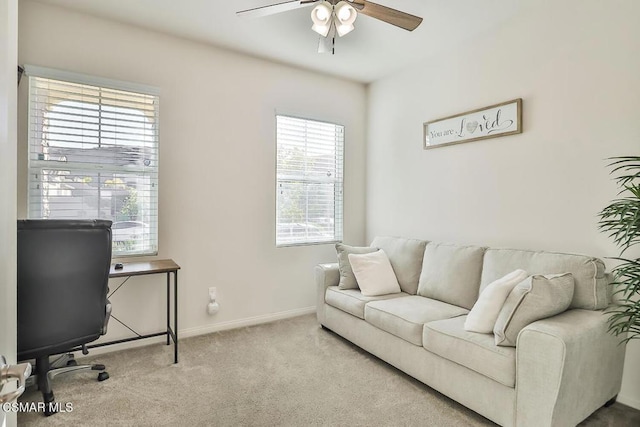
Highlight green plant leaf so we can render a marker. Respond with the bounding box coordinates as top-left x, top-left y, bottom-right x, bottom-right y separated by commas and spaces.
599, 156, 640, 341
